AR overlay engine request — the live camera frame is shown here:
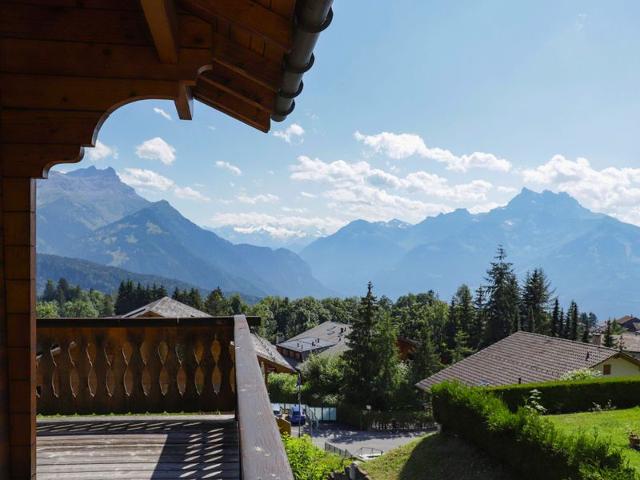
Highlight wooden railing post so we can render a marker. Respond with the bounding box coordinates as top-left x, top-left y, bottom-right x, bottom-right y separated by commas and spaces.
234, 314, 293, 480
